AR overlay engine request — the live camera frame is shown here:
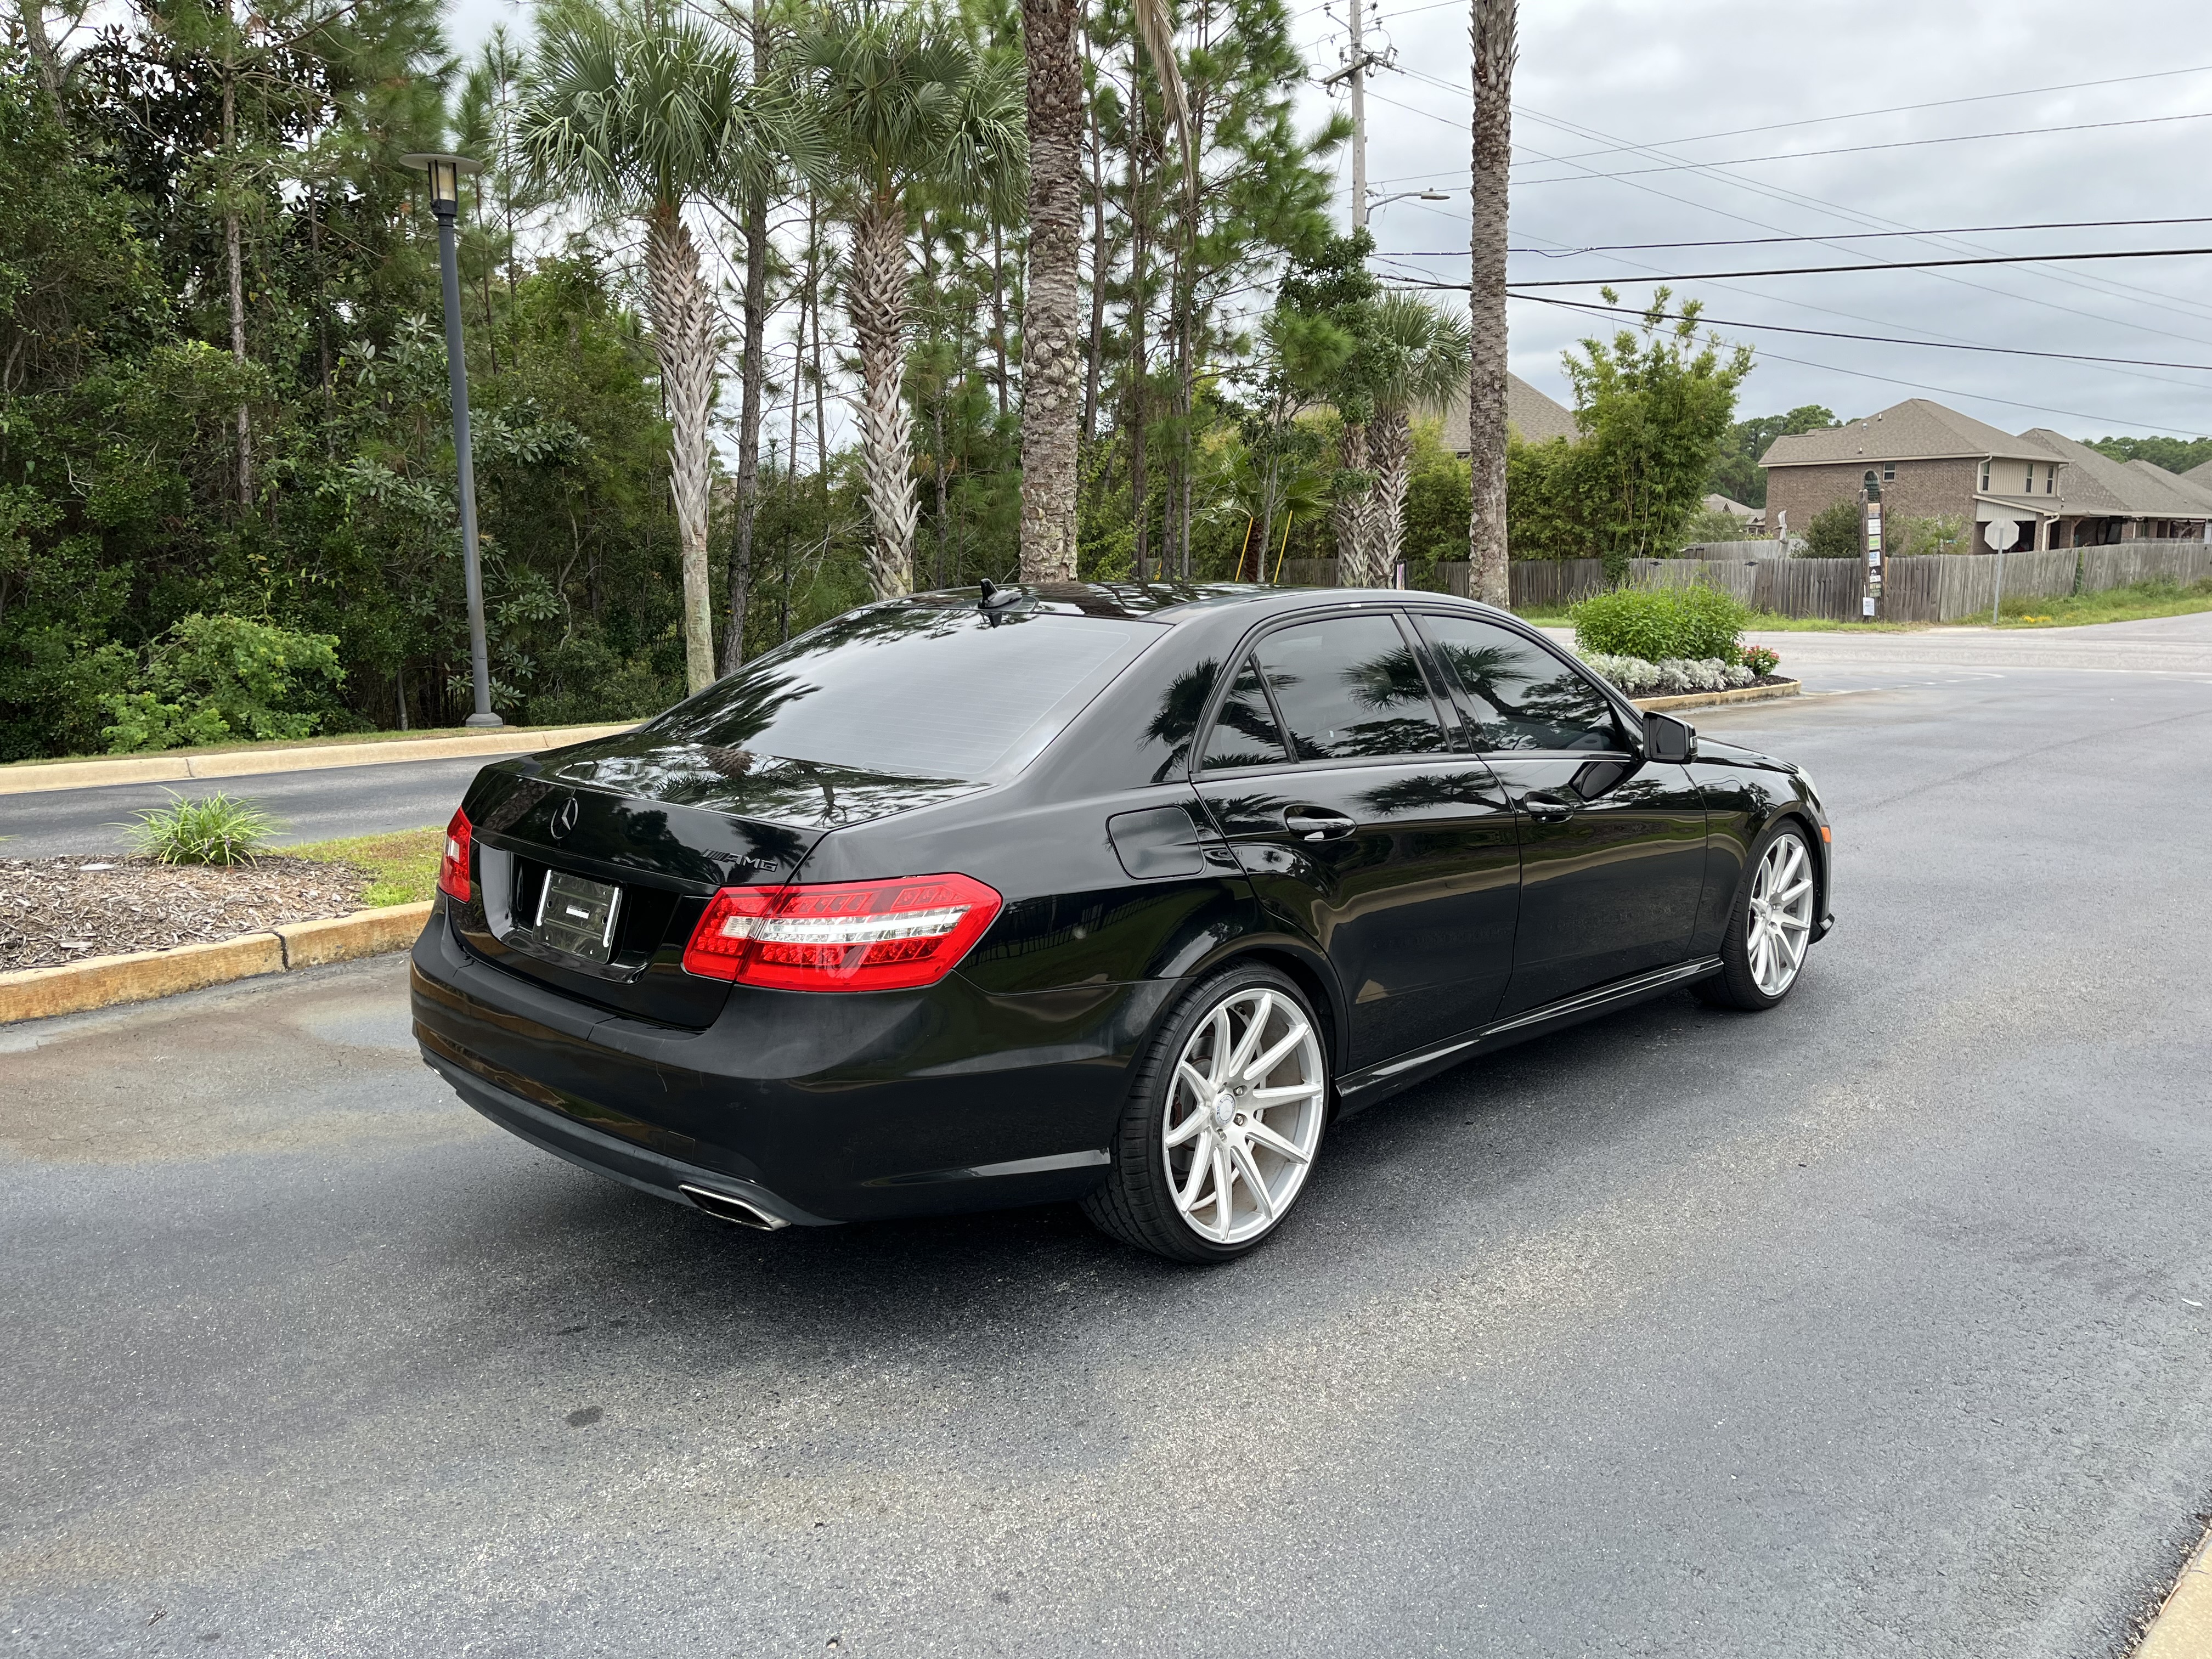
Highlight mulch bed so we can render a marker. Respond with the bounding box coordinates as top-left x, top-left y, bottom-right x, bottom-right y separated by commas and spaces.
0, 855, 371, 973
